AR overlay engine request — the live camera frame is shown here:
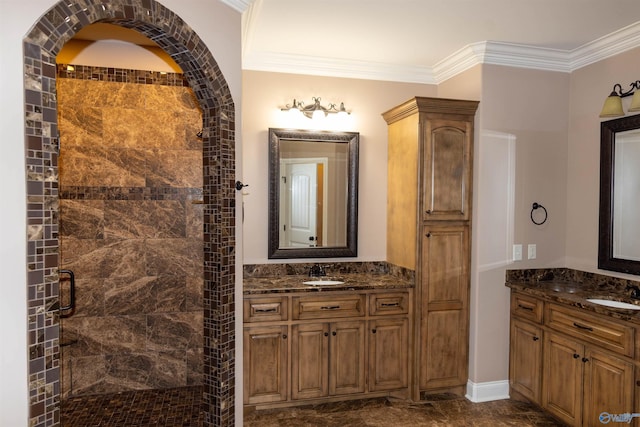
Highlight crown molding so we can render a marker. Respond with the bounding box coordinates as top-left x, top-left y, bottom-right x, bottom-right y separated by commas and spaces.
243, 52, 437, 84
242, 20, 640, 84
220, 0, 255, 13
569, 21, 640, 70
